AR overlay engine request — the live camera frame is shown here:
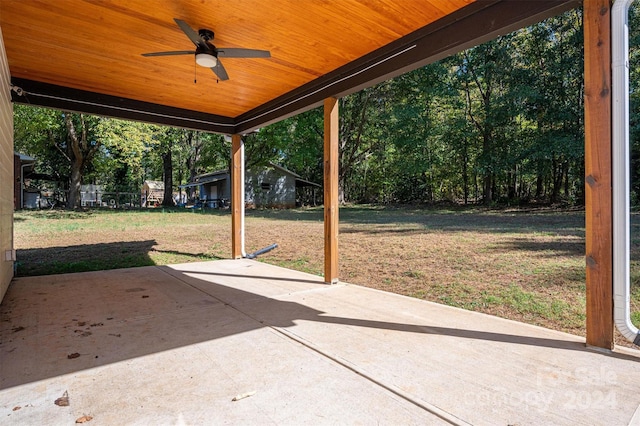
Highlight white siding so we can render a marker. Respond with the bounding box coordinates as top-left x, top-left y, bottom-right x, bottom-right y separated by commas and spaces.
0, 27, 14, 302
245, 167, 296, 208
